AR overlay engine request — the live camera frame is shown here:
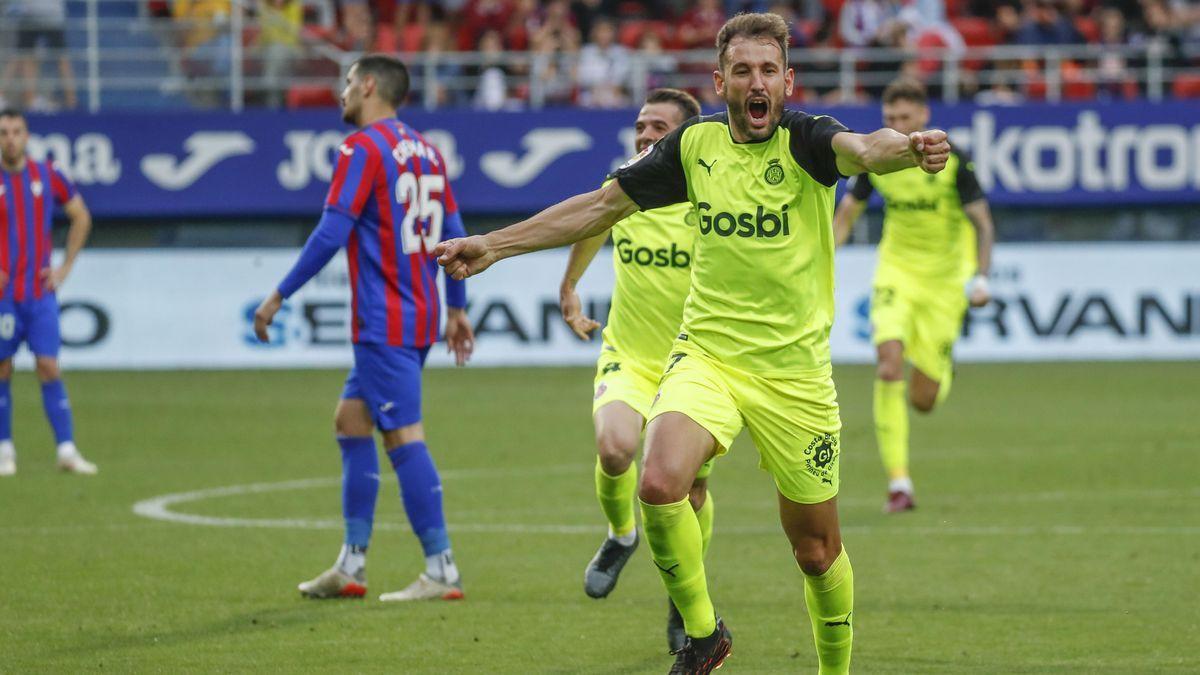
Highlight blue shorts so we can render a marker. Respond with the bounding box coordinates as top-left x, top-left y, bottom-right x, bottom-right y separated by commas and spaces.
0, 296, 61, 360
342, 343, 430, 431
